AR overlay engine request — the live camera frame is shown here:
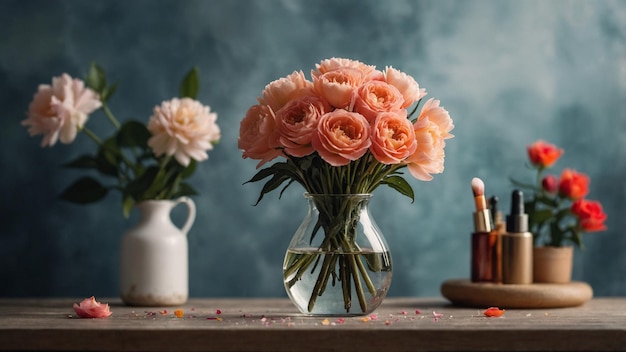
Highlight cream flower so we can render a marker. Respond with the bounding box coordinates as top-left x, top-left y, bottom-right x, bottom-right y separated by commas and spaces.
22, 73, 102, 147
147, 97, 220, 167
